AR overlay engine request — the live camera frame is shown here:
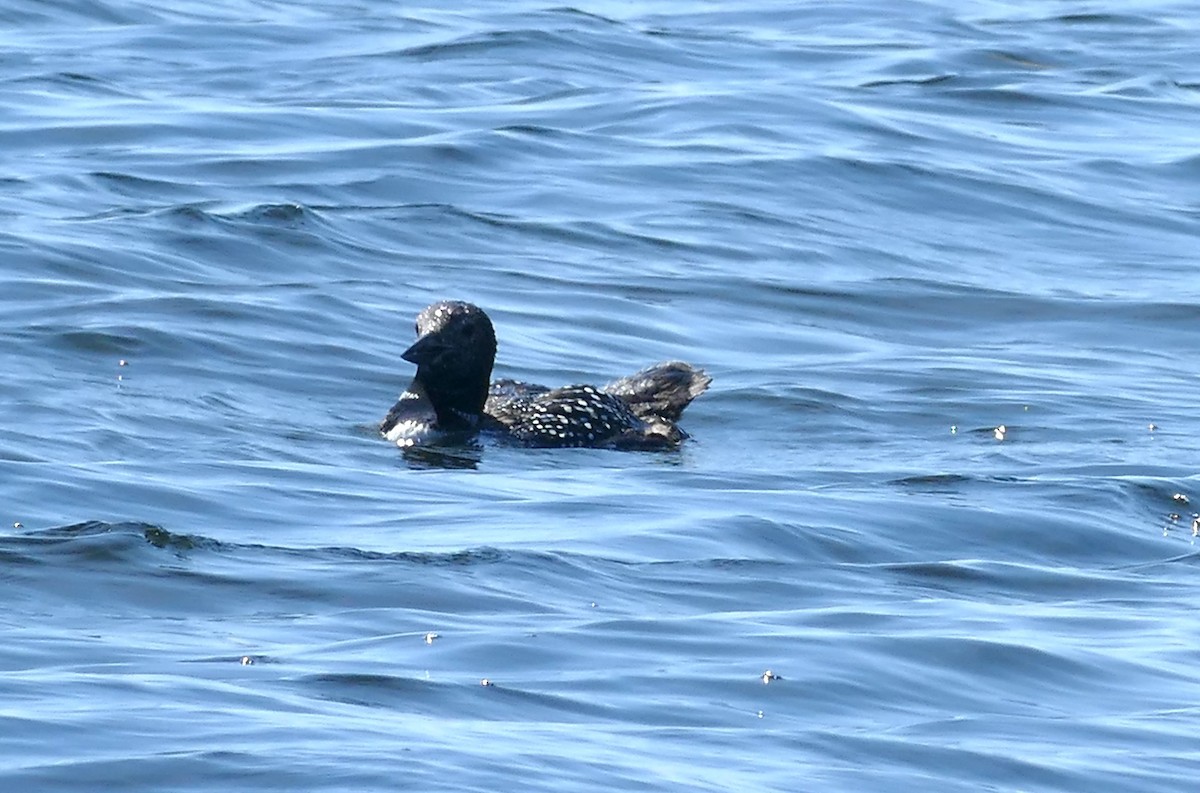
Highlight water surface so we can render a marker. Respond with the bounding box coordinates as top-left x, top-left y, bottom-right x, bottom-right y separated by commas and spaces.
3, 2, 1199, 791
